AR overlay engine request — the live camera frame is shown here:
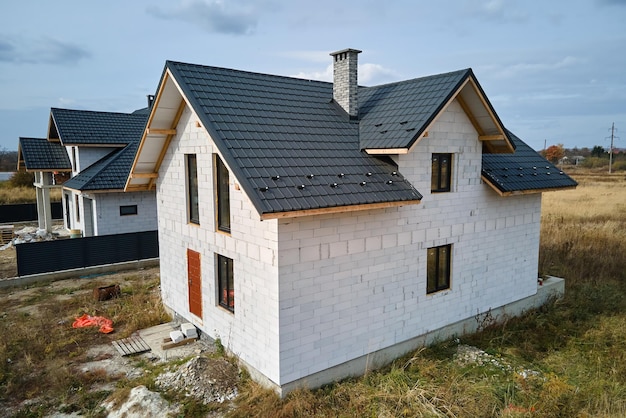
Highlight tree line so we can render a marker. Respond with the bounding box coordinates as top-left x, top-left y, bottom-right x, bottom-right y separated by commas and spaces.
541, 144, 625, 170
0, 148, 18, 172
